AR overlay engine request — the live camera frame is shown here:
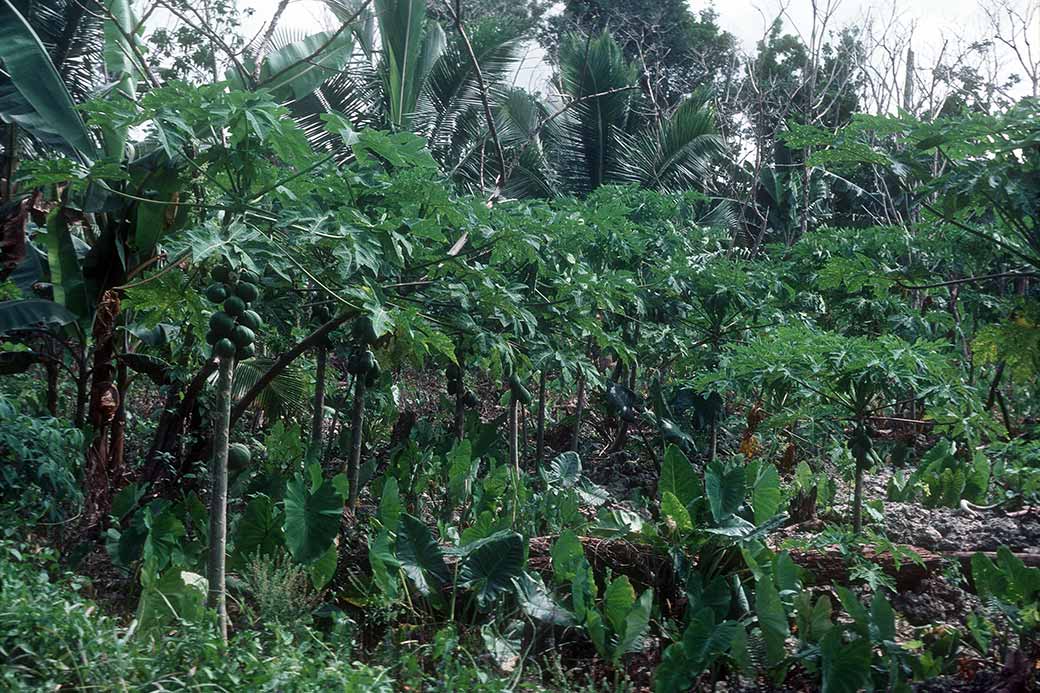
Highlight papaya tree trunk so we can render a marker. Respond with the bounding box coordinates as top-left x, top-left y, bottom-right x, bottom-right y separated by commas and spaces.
571, 370, 585, 453
852, 463, 864, 534
508, 396, 519, 475
310, 343, 327, 447
453, 370, 465, 441
346, 374, 367, 511
74, 353, 88, 429
207, 355, 234, 643
535, 369, 547, 469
